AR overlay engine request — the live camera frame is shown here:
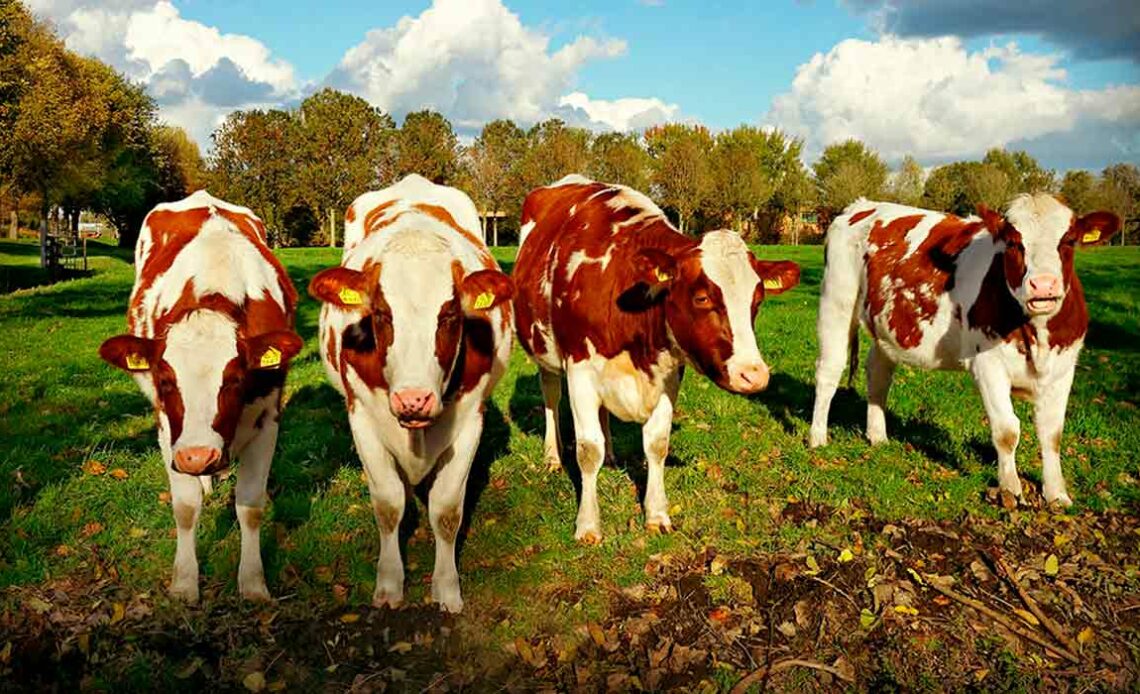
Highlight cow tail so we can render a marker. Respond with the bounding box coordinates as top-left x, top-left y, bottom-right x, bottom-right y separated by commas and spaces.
846, 325, 859, 389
